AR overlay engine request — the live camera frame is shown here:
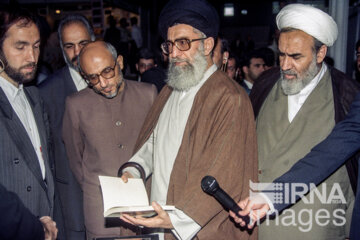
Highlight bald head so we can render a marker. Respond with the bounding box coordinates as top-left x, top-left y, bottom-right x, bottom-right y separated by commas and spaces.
79, 41, 116, 69
79, 41, 124, 99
